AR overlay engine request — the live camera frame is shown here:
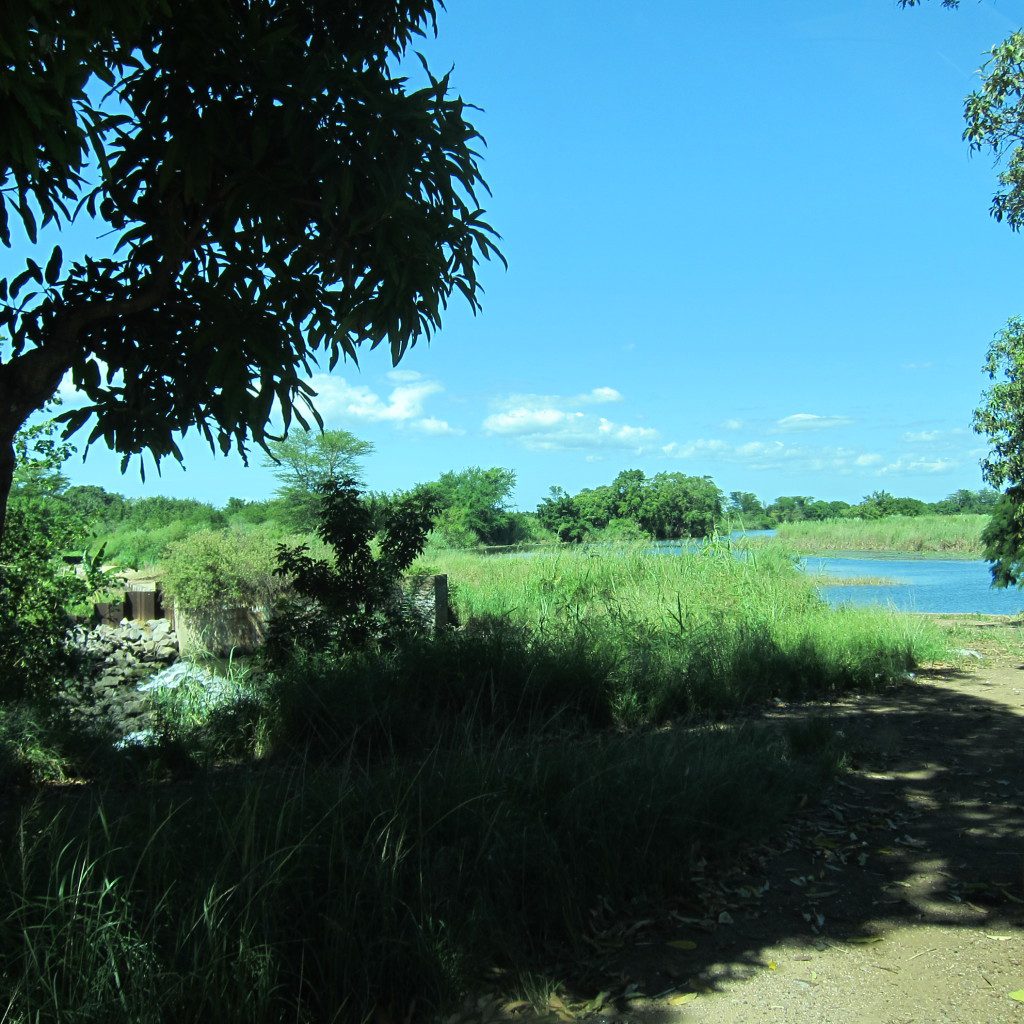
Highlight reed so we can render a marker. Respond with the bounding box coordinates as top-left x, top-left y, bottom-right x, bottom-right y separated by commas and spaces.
768, 514, 987, 556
